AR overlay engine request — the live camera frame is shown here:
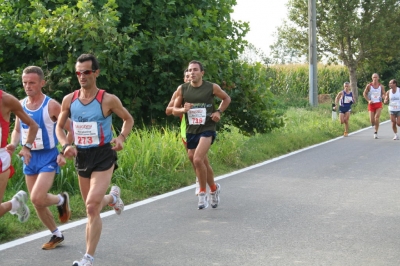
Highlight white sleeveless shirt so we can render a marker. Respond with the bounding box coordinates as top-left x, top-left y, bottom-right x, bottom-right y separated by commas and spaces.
389, 88, 400, 112
368, 85, 382, 103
